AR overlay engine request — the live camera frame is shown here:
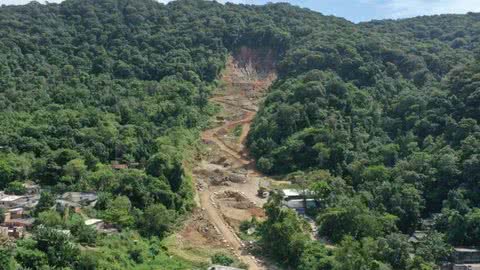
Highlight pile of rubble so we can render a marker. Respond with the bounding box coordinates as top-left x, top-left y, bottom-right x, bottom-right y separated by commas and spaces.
215, 191, 255, 210
195, 167, 249, 186
181, 209, 224, 245
210, 172, 248, 186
